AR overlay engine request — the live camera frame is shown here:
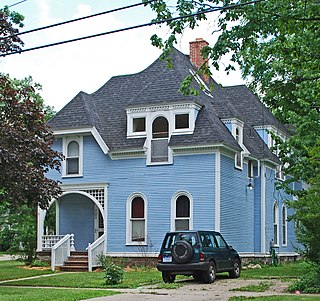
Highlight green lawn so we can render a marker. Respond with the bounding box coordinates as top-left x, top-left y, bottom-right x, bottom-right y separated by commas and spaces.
0, 287, 118, 301
0, 260, 53, 281
241, 261, 308, 280
229, 296, 320, 301
0, 265, 161, 289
